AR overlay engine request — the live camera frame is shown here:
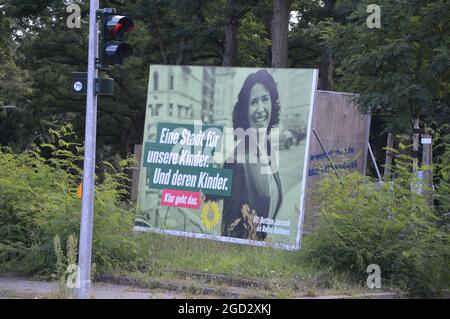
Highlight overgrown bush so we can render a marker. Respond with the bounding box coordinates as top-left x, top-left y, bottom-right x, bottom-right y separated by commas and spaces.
0, 124, 145, 277
305, 138, 450, 297
434, 127, 450, 231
